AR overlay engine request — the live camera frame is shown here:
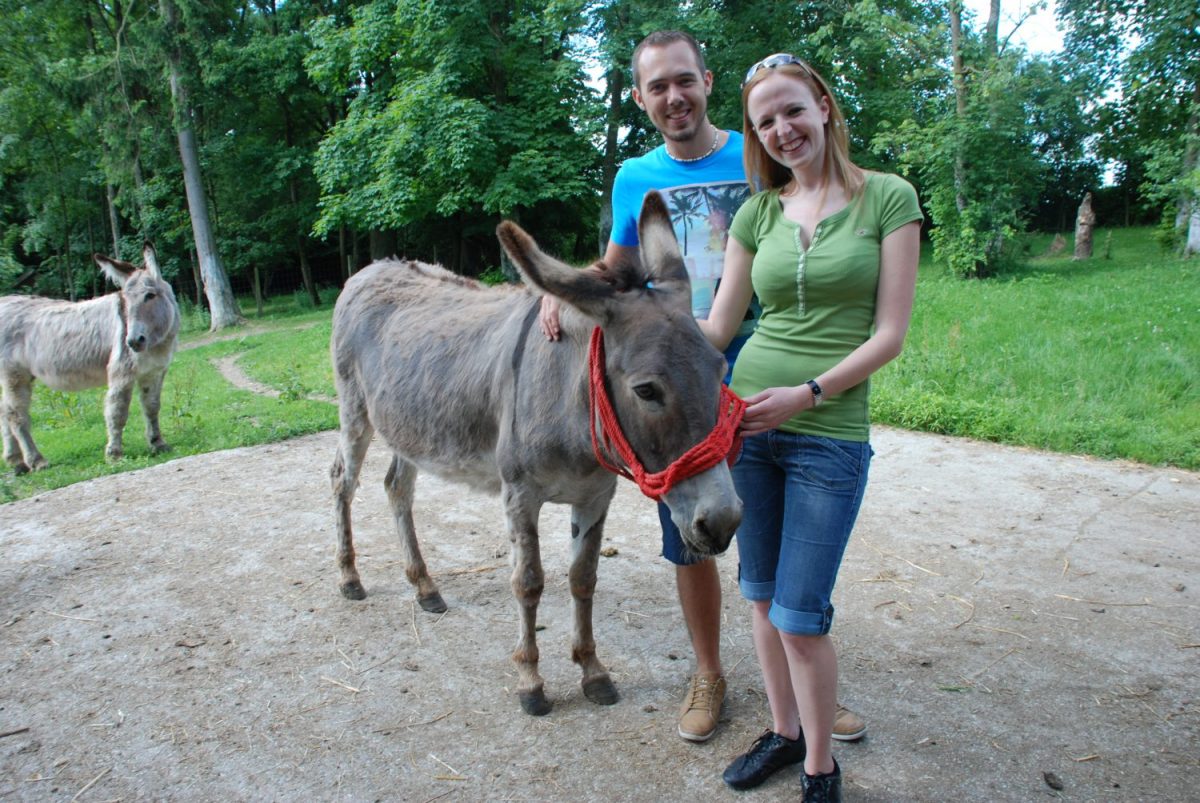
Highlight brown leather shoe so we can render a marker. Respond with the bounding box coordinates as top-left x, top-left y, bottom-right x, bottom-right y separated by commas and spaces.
678, 672, 725, 742
832, 702, 866, 741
